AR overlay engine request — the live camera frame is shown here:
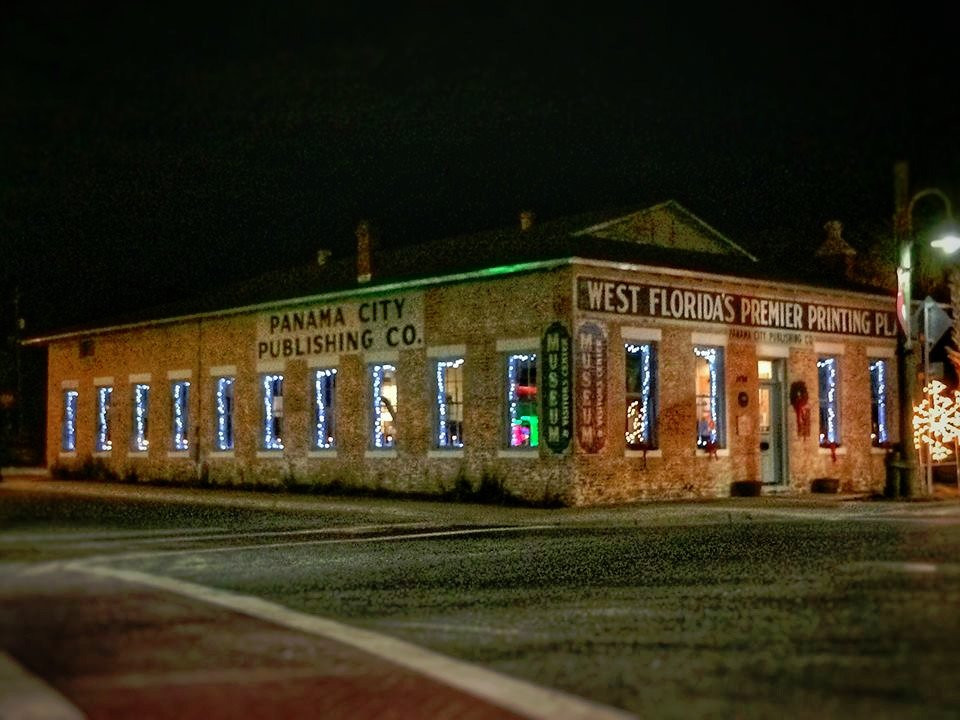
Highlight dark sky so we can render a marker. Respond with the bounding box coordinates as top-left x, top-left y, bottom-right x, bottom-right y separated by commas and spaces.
2, 2, 959, 332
